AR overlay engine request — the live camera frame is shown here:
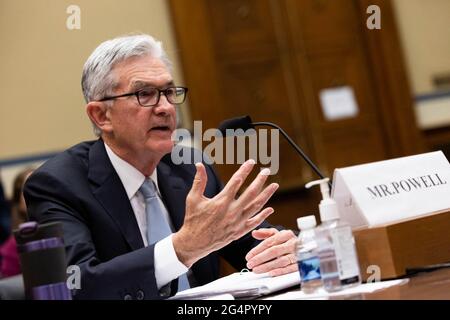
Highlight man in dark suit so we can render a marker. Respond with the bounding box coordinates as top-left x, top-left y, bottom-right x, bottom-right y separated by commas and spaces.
24, 34, 297, 299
